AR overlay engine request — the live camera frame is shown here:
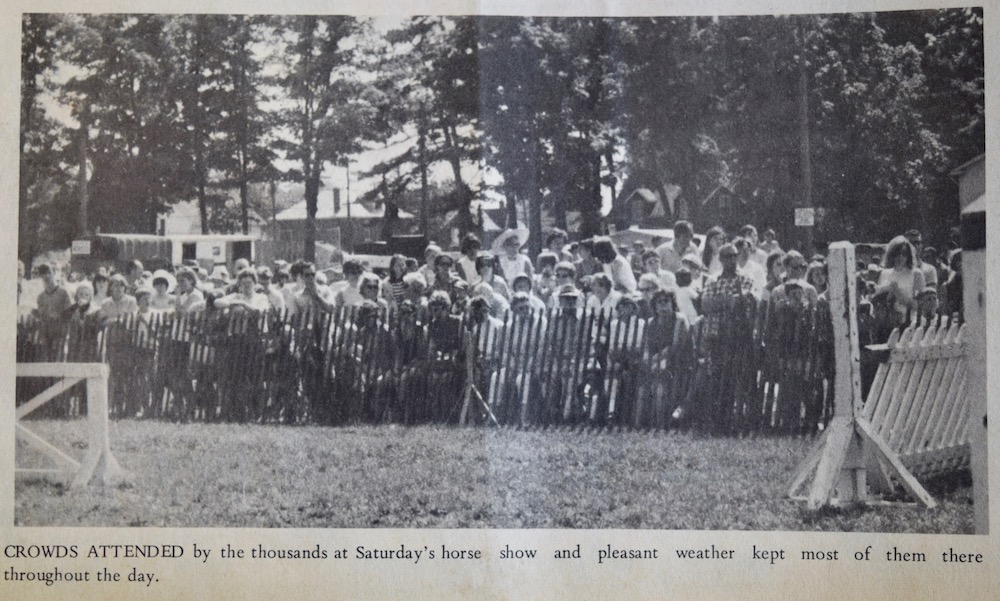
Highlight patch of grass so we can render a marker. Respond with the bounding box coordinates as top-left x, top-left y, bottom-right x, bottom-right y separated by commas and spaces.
14, 419, 973, 532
